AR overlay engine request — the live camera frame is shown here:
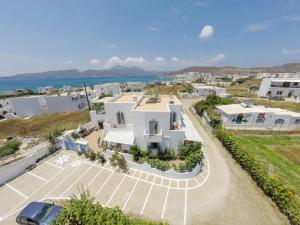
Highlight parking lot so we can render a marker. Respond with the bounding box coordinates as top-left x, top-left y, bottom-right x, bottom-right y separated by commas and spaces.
0, 150, 210, 225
